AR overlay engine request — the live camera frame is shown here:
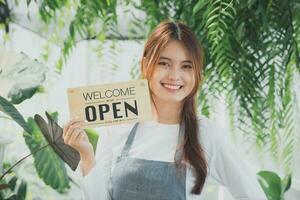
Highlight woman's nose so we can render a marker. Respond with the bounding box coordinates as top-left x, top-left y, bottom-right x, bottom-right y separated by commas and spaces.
167, 66, 181, 80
